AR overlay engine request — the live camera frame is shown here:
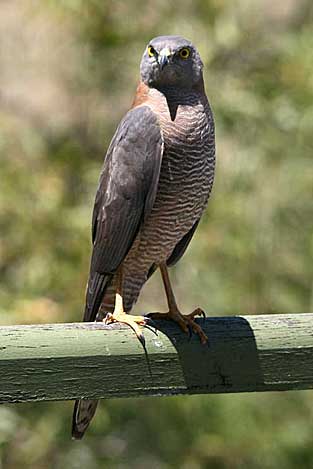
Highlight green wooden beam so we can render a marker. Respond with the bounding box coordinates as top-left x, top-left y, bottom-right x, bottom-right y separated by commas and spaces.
0, 313, 313, 403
